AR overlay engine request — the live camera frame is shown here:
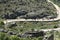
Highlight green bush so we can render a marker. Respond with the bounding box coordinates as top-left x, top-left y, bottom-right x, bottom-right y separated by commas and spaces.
0, 32, 9, 40
0, 21, 4, 28
9, 35, 20, 40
